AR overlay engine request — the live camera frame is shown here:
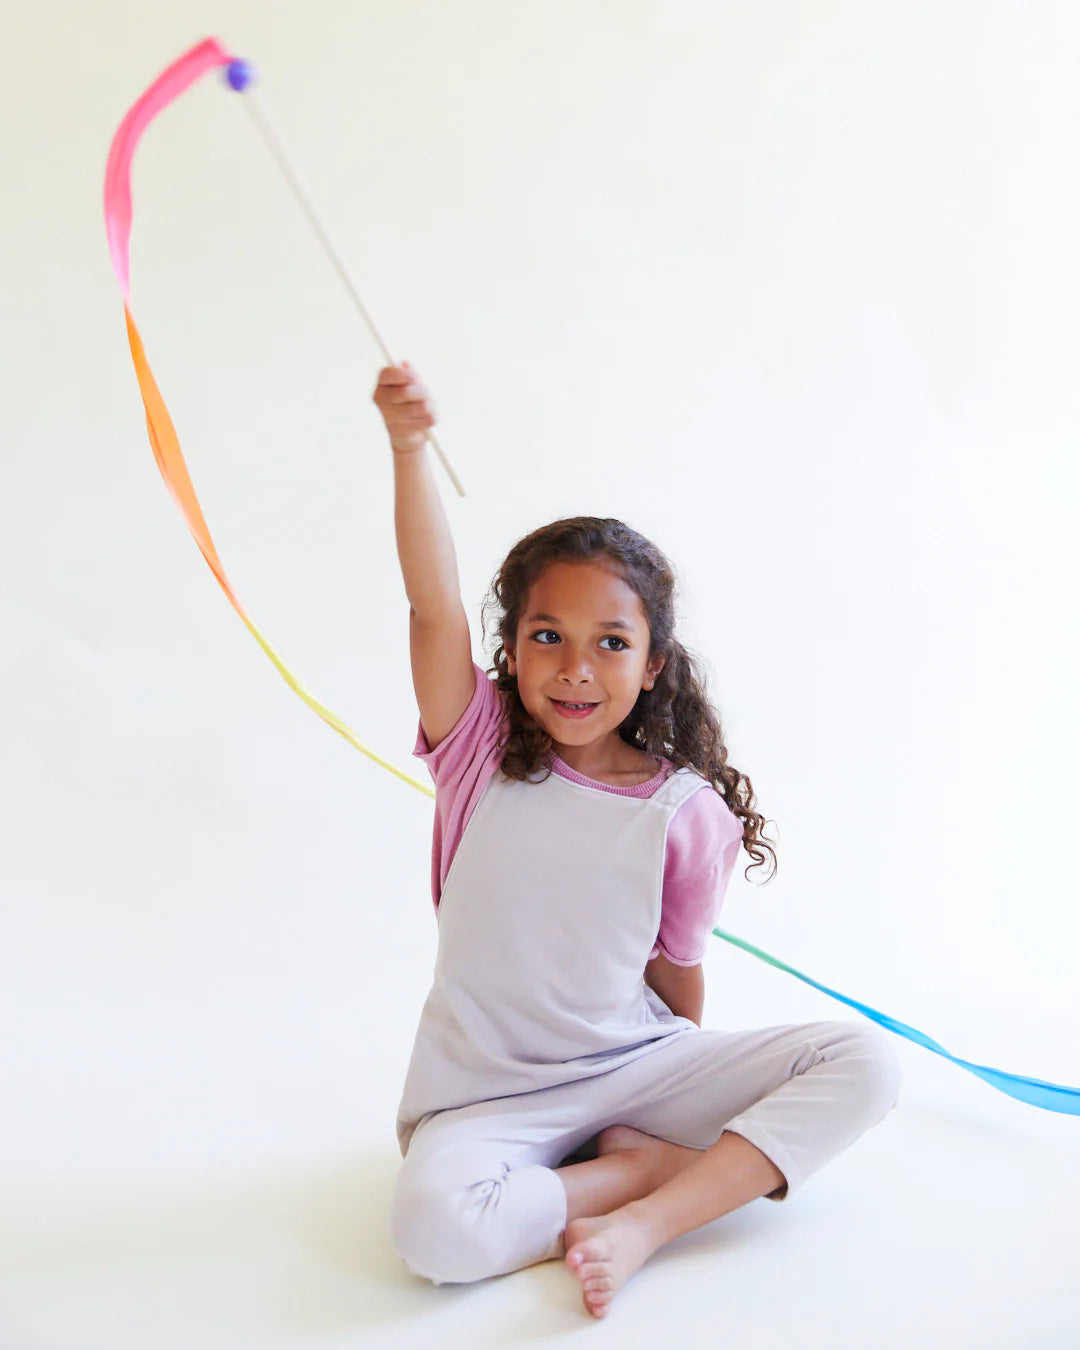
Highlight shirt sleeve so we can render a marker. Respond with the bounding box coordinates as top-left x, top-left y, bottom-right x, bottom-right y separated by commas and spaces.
648, 786, 743, 966
412, 662, 501, 785
412, 662, 507, 914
